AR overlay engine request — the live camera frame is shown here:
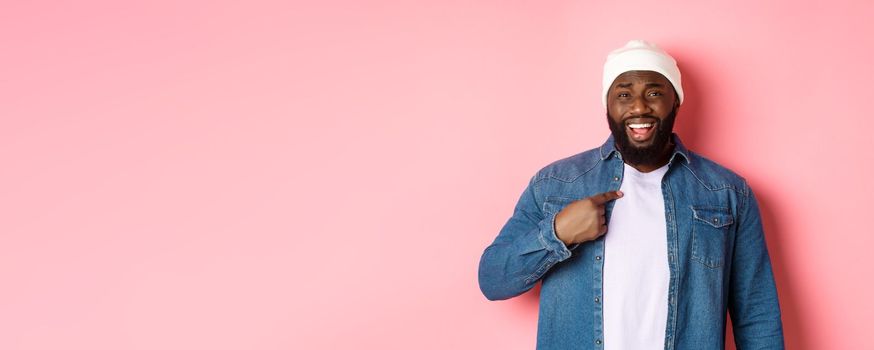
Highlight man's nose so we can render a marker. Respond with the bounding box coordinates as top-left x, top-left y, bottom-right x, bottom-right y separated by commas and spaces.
629, 96, 651, 115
